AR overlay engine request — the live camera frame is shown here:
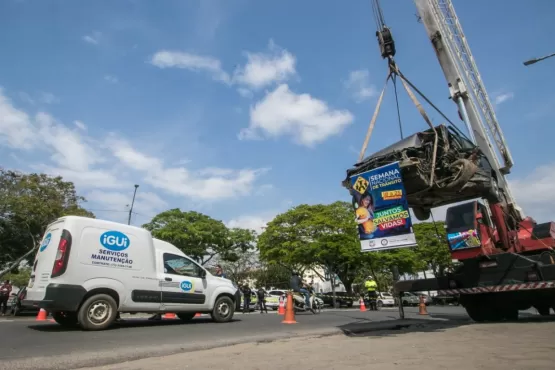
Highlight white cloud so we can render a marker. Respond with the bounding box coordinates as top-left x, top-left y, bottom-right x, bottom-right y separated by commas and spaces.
226, 210, 278, 234
104, 75, 119, 84
240, 84, 354, 147
343, 69, 377, 103
232, 40, 296, 90
150, 40, 296, 94
150, 50, 231, 84
0, 88, 269, 205
86, 189, 168, 221
106, 136, 268, 201
83, 32, 101, 45
74, 120, 87, 131
493, 91, 514, 105
510, 164, 555, 222
40, 92, 59, 104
